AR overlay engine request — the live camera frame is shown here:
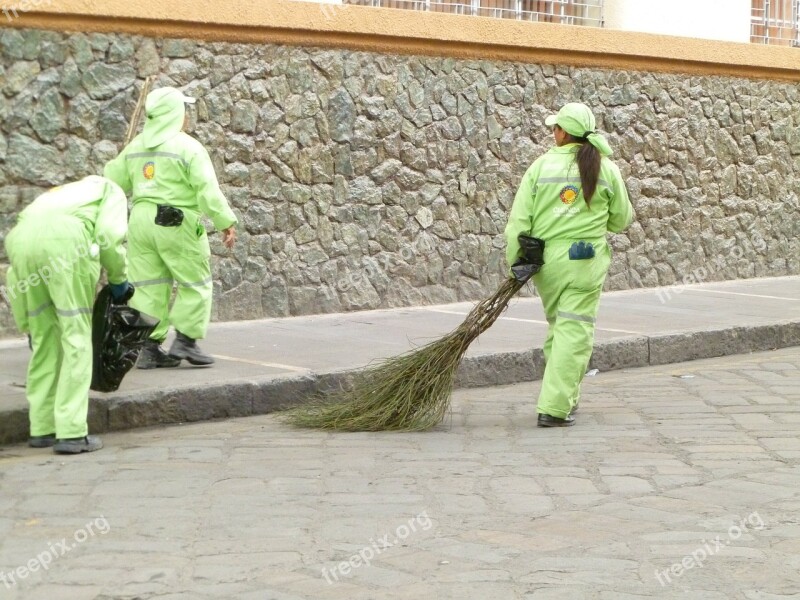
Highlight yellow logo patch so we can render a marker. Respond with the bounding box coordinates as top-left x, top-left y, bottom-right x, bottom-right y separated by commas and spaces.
143, 162, 156, 180
559, 185, 579, 205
